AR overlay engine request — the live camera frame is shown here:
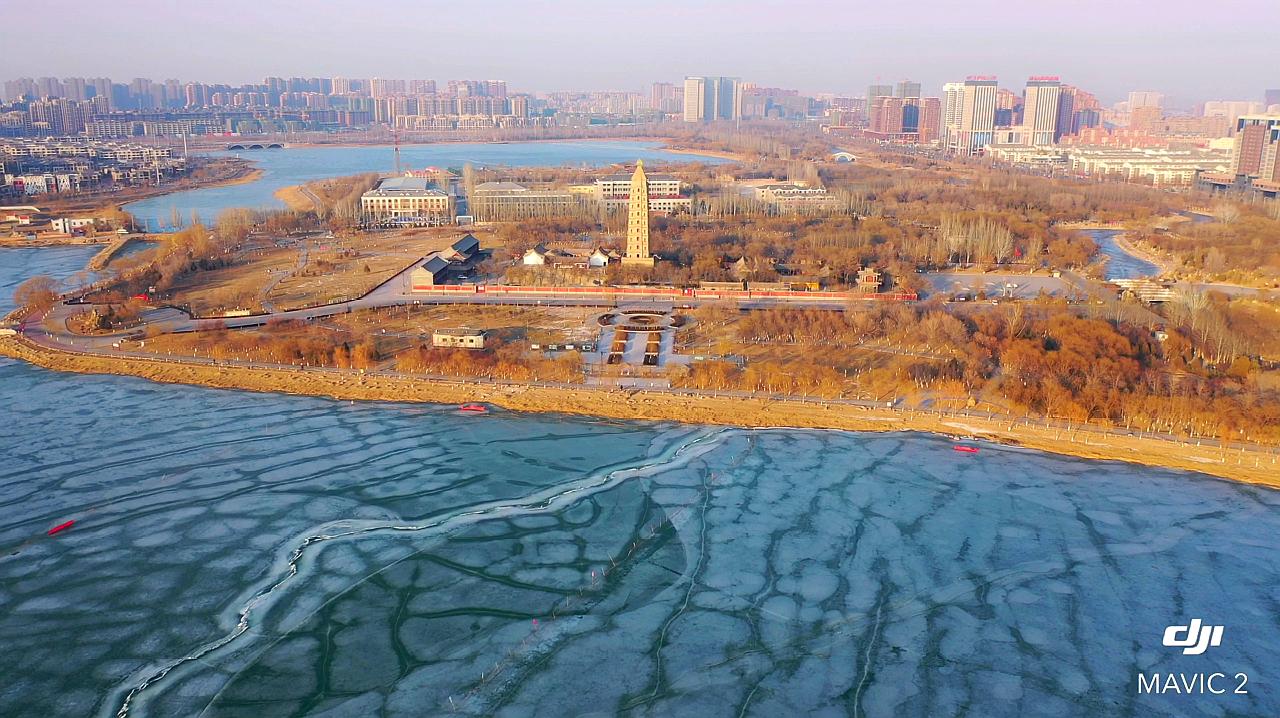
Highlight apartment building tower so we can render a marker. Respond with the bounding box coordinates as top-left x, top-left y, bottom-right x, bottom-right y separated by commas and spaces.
682, 76, 742, 123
